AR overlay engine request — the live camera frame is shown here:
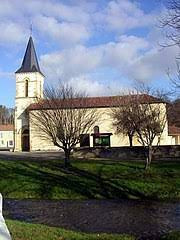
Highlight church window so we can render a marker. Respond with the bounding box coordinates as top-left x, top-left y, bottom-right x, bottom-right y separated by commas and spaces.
94, 126, 99, 134
25, 79, 29, 97
9, 140, 13, 146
